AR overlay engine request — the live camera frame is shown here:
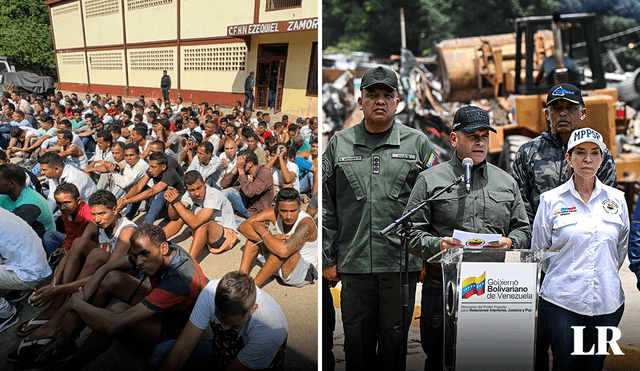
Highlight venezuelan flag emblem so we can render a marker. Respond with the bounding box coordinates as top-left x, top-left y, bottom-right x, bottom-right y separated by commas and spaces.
428, 153, 437, 168
461, 272, 486, 299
